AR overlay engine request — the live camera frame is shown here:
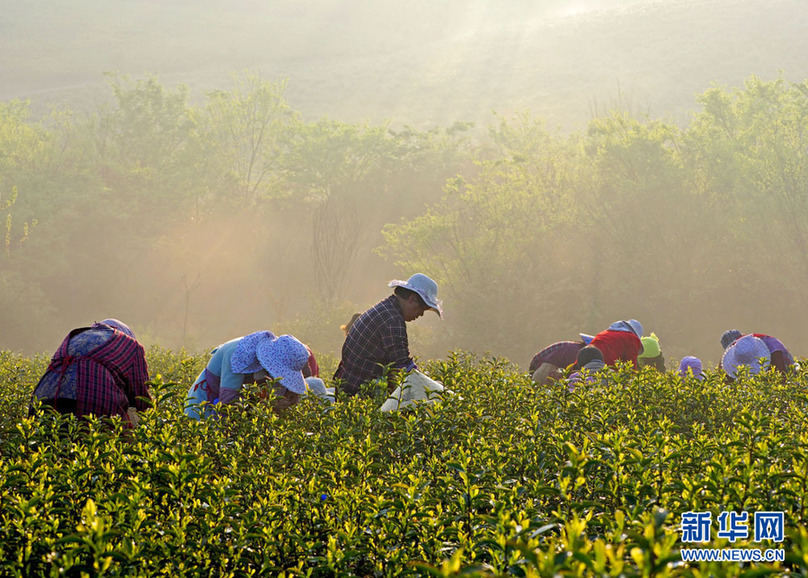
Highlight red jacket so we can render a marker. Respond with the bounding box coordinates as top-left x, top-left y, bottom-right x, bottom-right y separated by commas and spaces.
589, 330, 642, 368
